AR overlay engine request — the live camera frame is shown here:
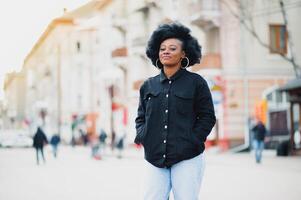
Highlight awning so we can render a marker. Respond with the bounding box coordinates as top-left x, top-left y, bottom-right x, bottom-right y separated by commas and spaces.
278, 78, 301, 92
